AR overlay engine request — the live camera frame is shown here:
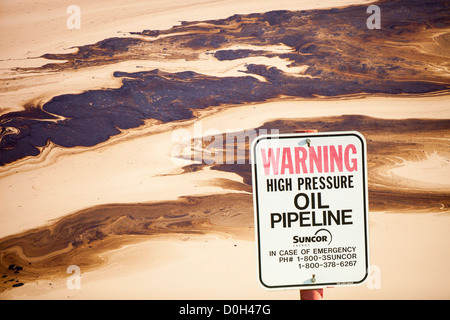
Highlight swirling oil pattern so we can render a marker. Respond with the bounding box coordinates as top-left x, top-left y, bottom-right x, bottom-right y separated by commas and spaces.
0, 0, 449, 166
0, 115, 449, 293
